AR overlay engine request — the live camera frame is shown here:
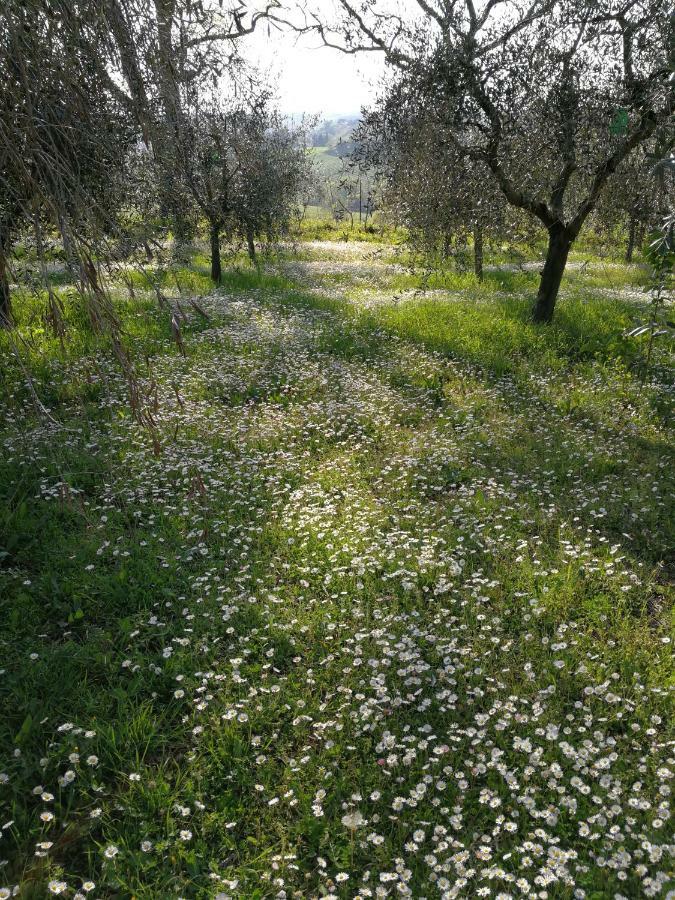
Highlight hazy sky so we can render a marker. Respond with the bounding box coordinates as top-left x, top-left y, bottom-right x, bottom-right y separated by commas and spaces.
245, 12, 387, 119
